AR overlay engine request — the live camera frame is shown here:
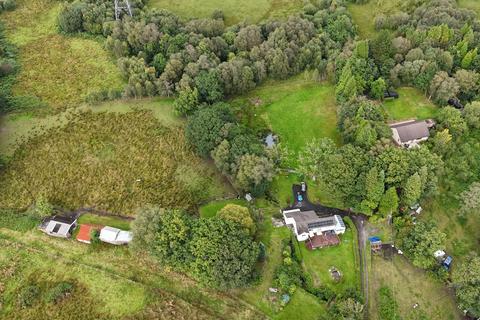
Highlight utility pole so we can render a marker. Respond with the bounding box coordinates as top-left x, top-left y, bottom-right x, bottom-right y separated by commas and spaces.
114, 0, 132, 20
